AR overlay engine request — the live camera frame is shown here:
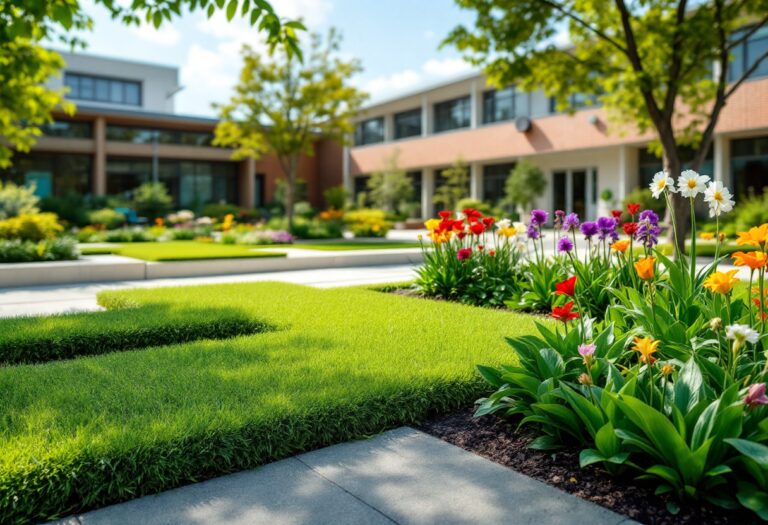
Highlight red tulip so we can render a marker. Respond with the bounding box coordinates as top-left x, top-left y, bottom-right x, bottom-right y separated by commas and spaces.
627, 203, 641, 216
623, 222, 638, 236
552, 302, 579, 323
457, 248, 472, 261
482, 216, 495, 227
554, 276, 577, 297
470, 222, 486, 235
438, 210, 452, 219
611, 210, 622, 221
